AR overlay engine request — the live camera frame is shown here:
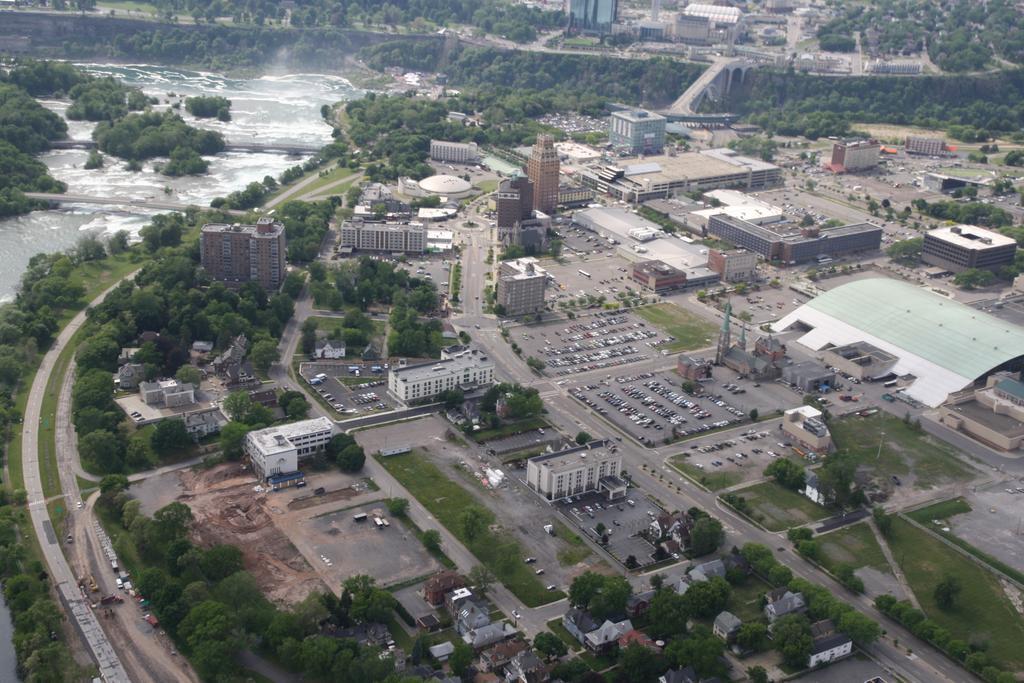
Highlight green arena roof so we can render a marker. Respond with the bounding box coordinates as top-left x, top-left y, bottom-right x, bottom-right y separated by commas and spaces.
803, 278, 1024, 382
